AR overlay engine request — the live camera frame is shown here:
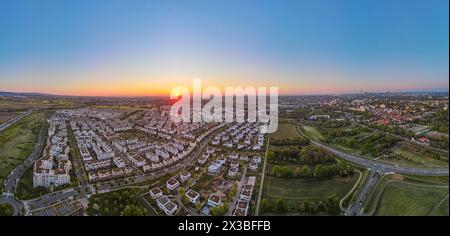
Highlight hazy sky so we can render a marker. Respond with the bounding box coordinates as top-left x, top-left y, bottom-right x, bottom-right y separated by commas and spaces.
0, 0, 448, 96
